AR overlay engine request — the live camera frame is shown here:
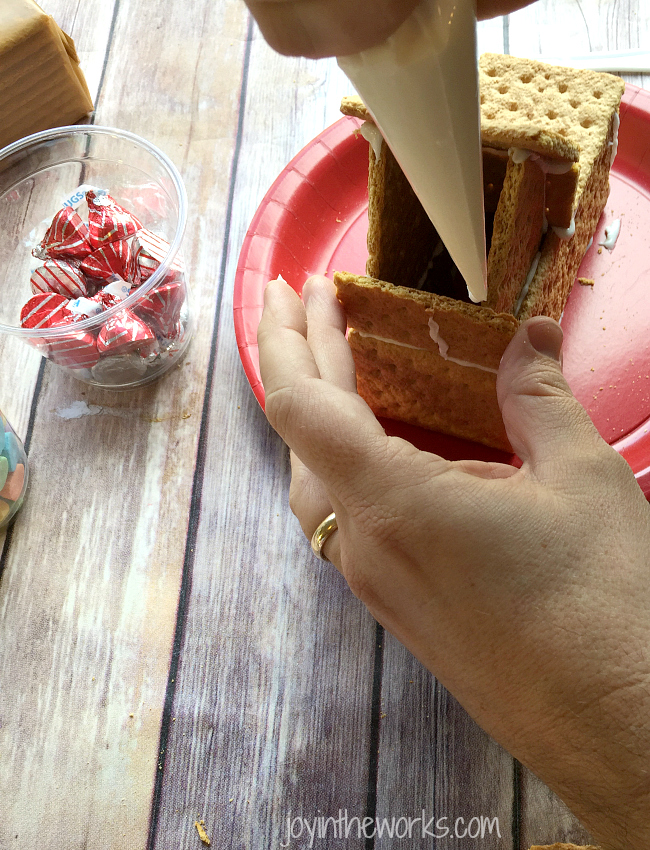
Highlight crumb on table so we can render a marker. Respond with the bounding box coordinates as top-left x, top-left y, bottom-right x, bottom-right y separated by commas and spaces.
195, 819, 211, 846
